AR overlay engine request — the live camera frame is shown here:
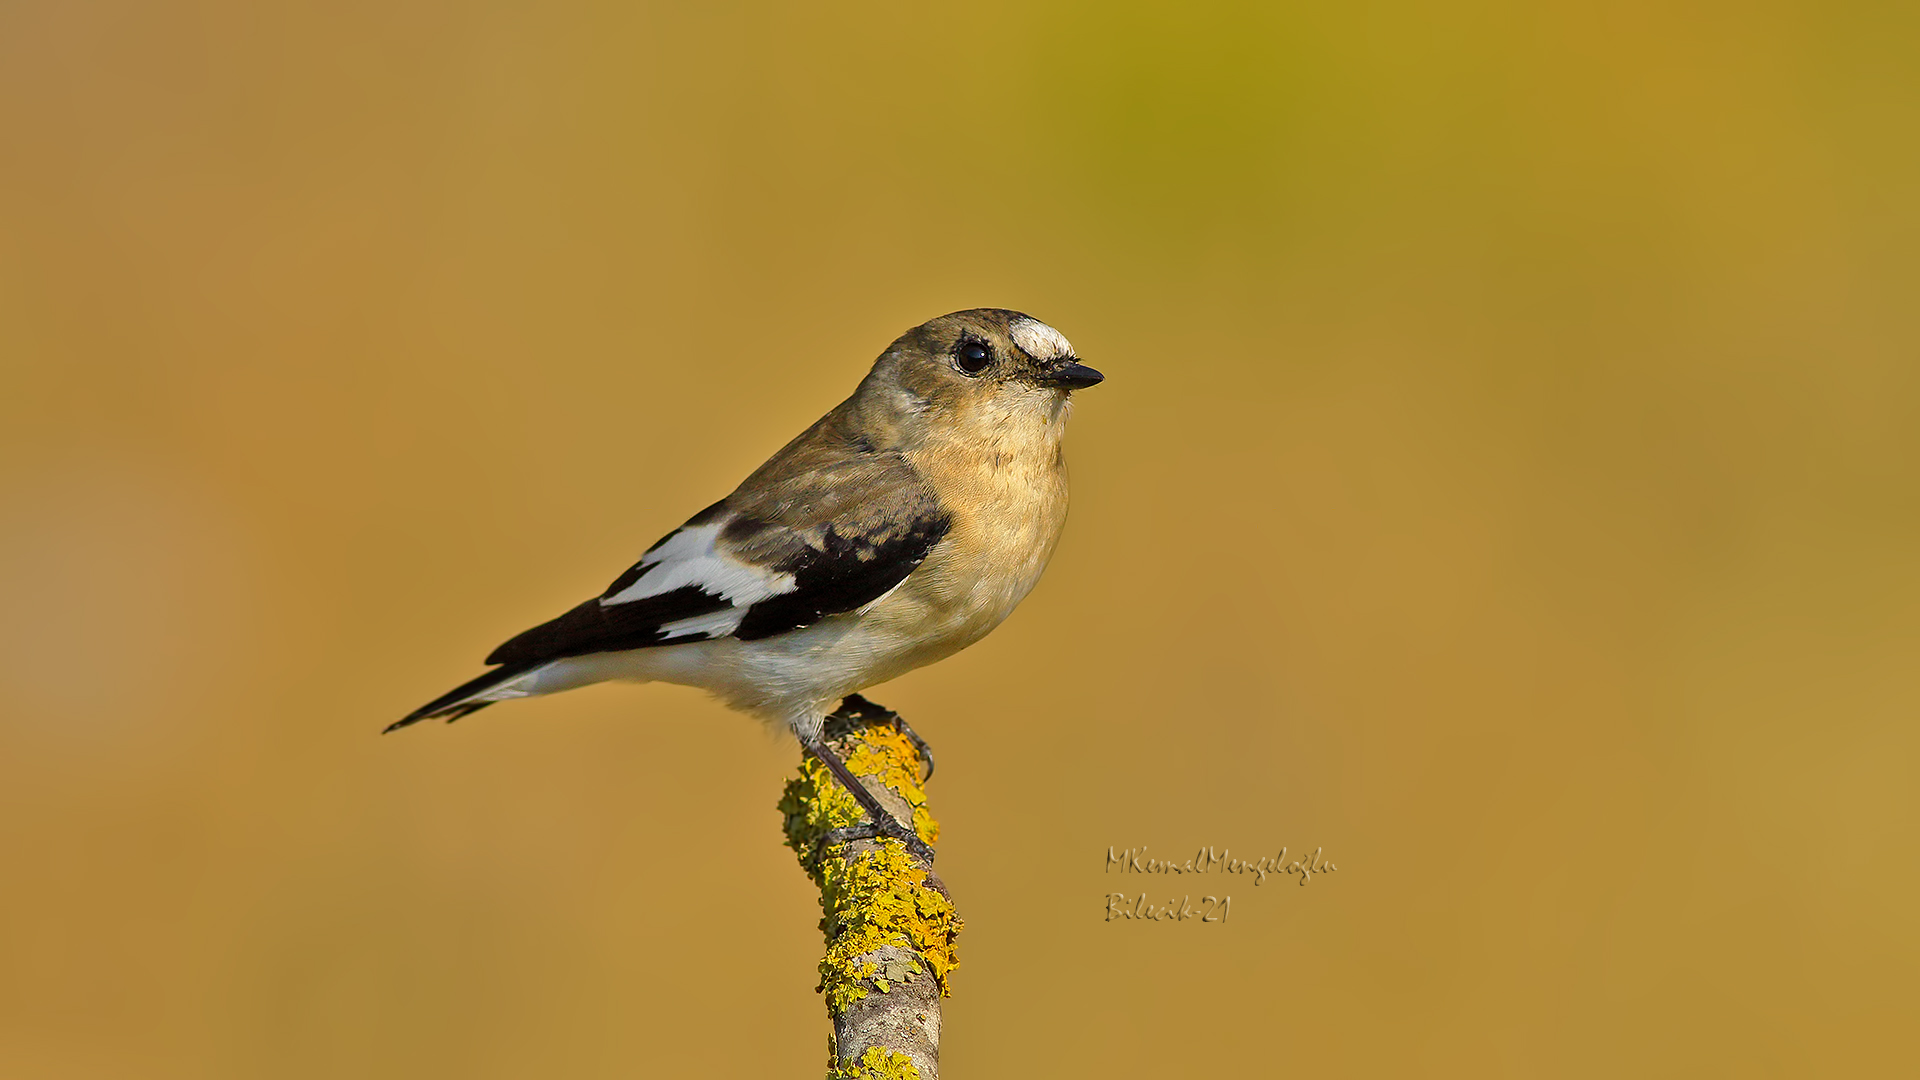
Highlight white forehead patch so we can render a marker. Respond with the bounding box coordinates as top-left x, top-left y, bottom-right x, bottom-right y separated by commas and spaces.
1009, 317, 1074, 361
